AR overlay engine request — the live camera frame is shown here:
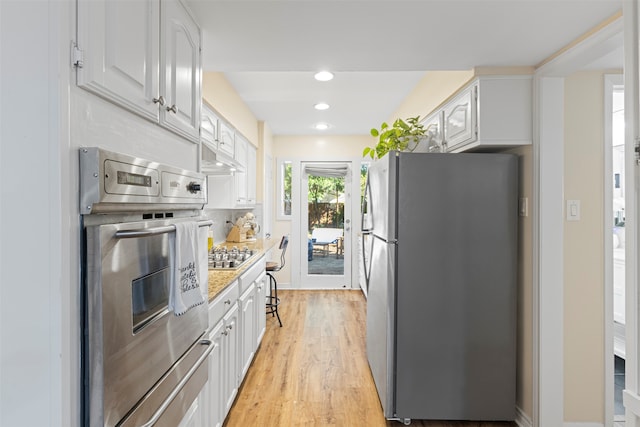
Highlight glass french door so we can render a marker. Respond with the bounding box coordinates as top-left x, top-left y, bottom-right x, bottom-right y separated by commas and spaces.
300, 162, 352, 288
